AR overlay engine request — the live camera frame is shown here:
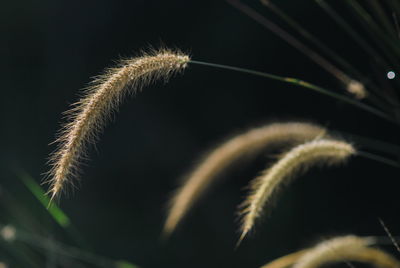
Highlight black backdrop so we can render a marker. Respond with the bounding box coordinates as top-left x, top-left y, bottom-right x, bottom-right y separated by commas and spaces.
2, 0, 400, 267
